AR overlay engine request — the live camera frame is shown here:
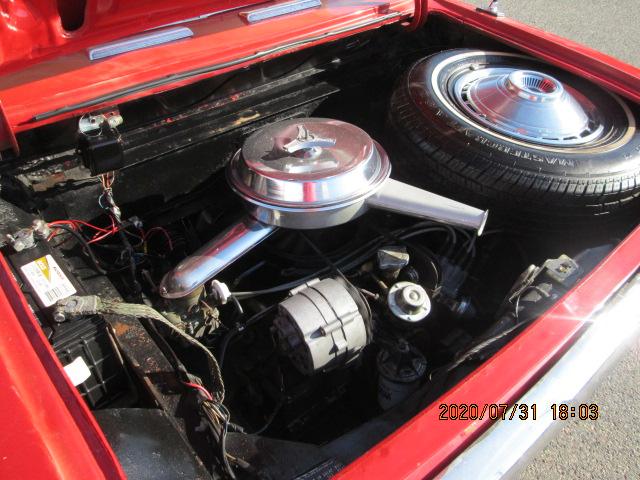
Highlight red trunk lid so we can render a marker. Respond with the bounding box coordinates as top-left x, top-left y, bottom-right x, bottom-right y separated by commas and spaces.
0, 0, 265, 70
0, 0, 414, 152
